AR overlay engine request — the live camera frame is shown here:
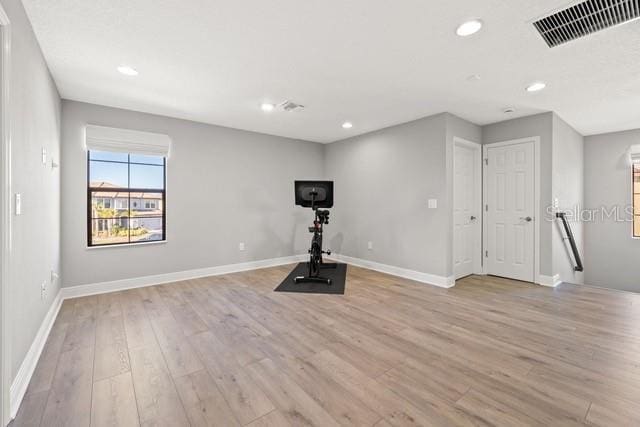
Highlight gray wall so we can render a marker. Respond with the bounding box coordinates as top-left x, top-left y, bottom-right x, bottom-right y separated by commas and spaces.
62, 106, 480, 286
482, 113, 554, 277
323, 113, 479, 279
61, 101, 323, 287
584, 129, 640, 292
552, 115, 584, 285
2, 0, 62, 379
